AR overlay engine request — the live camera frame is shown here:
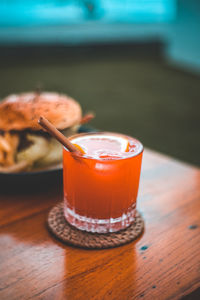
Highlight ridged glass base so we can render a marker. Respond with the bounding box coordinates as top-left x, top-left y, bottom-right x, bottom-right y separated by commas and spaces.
64, 203, 136, 233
